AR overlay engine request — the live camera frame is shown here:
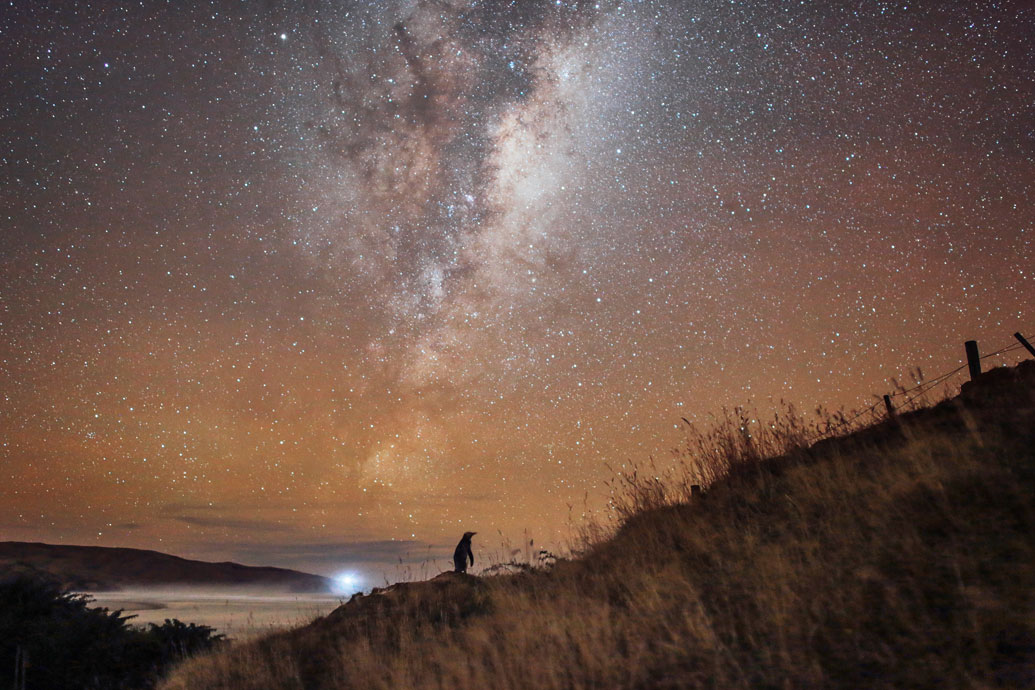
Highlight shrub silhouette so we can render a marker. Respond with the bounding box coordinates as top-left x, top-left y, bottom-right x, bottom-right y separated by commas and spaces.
0, 575, 223, 689
147, 618, 226, 665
